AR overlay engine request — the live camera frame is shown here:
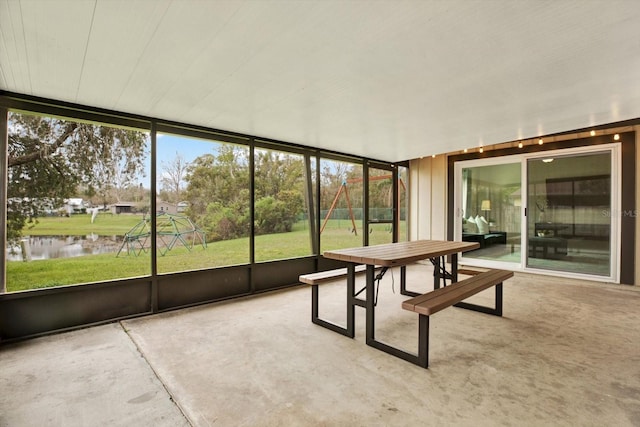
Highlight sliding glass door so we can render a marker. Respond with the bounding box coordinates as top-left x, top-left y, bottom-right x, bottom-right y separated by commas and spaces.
455, 145, 619, 281
458, 161, 522, 266
526, 151, 613, 276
